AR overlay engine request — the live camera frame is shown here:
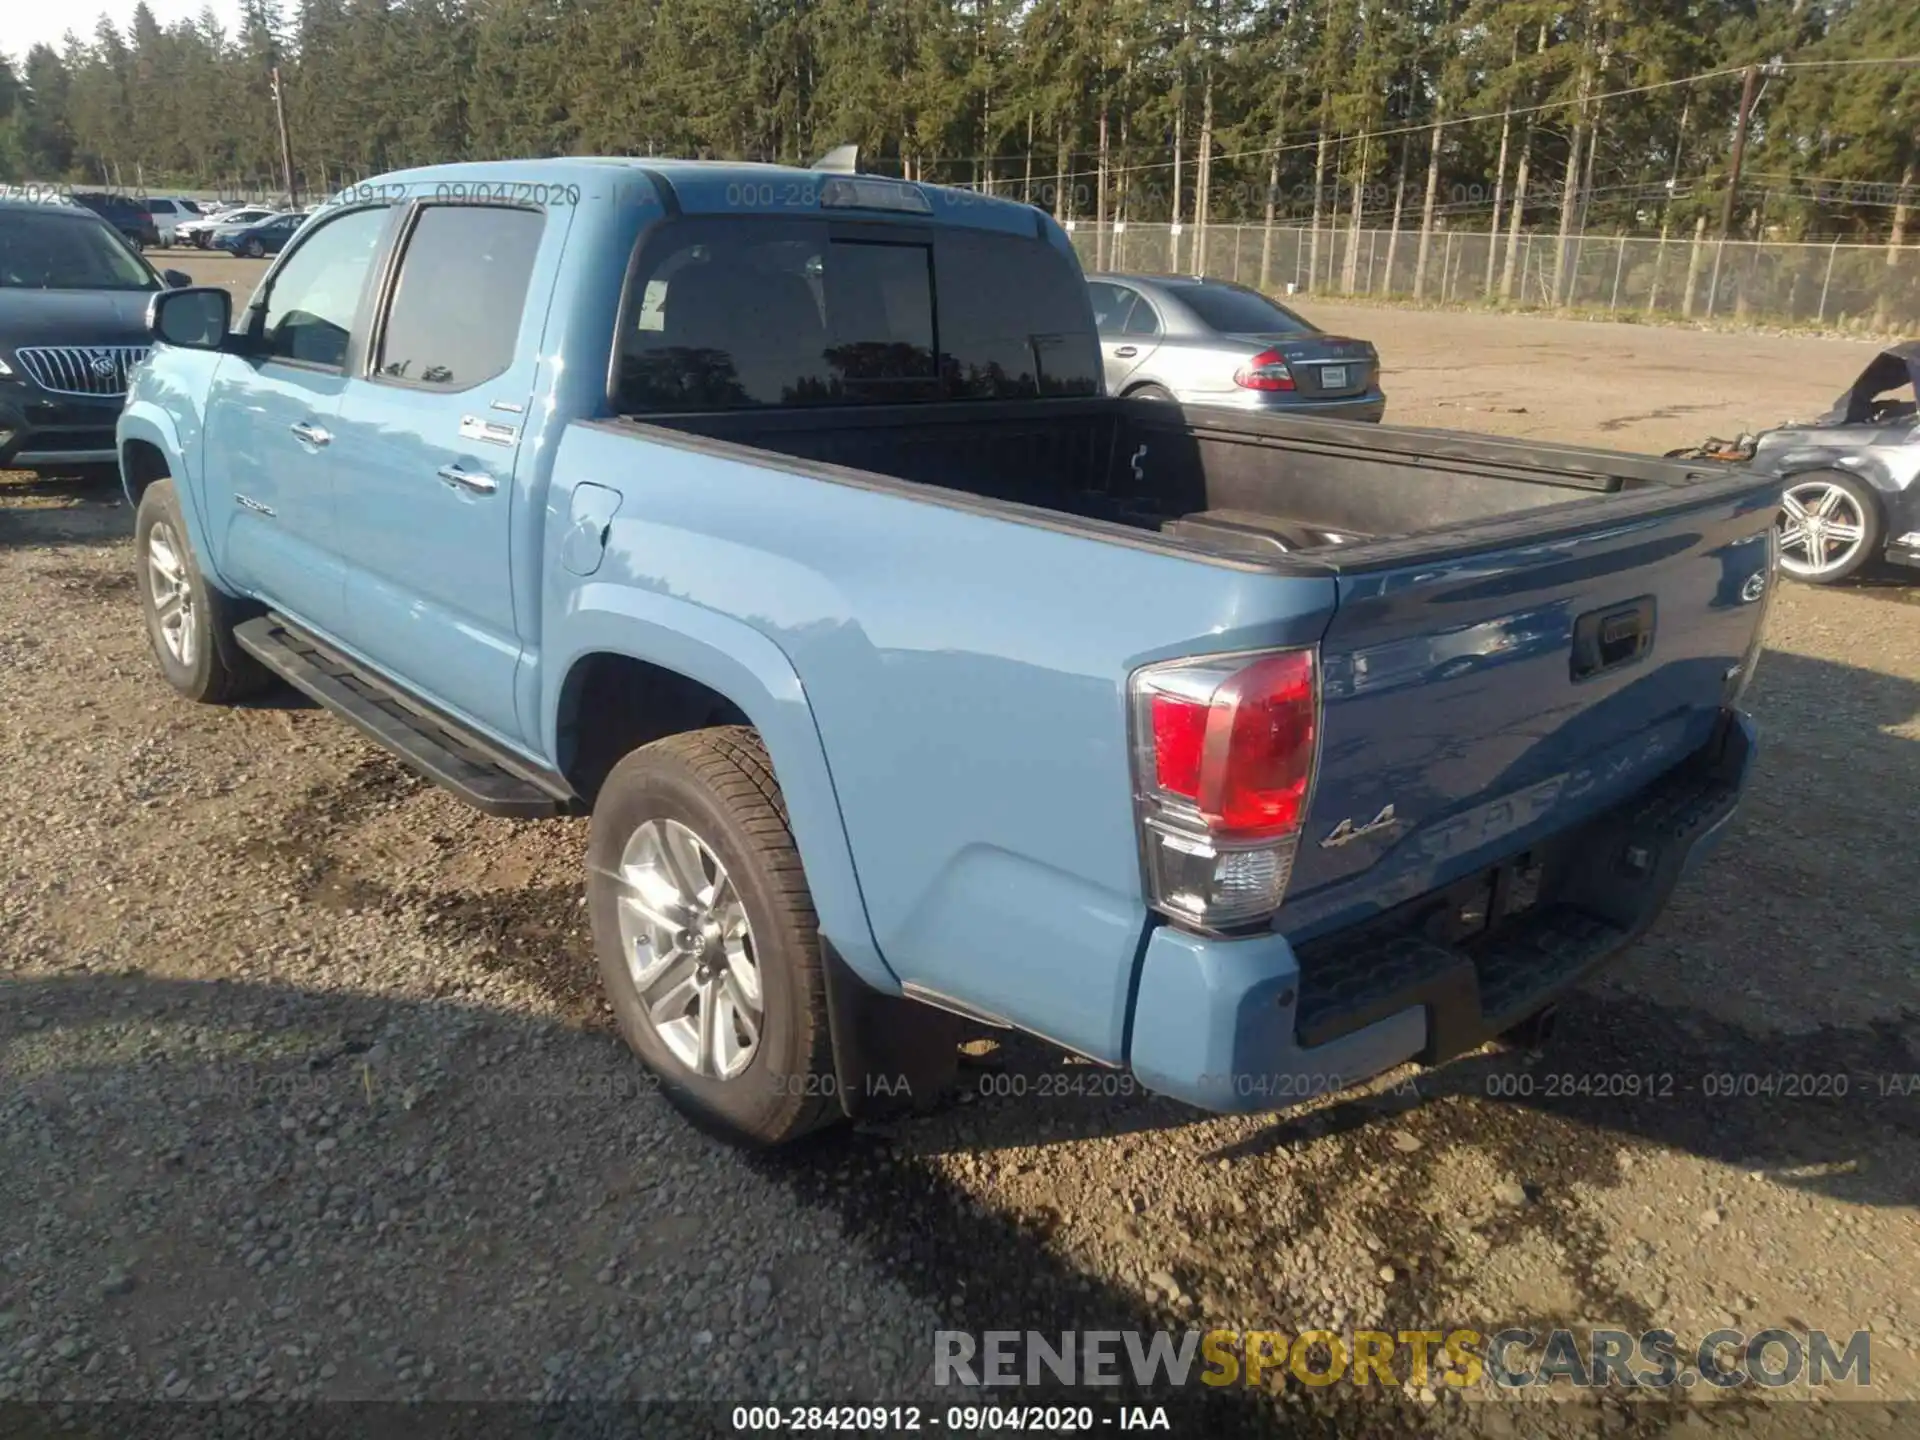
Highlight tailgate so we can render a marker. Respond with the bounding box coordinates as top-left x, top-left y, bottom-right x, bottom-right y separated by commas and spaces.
1282, 473, 1779, 933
